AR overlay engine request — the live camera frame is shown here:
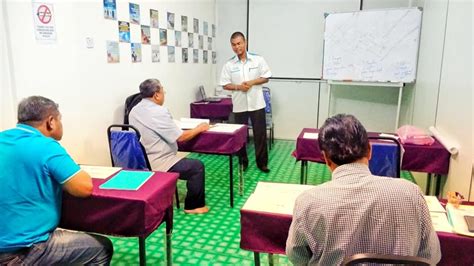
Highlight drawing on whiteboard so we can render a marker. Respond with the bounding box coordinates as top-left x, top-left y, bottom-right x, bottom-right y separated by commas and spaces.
323, 8, 422, 83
